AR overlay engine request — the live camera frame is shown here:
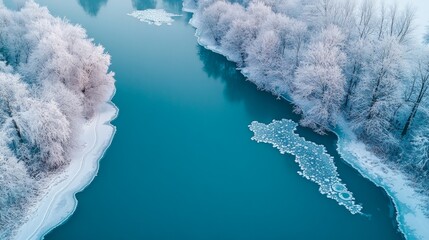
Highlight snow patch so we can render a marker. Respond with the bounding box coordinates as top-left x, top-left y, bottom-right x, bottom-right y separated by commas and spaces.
127, 9, 181, 26
249, 119, 363, 214
13, 101, 117, 240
